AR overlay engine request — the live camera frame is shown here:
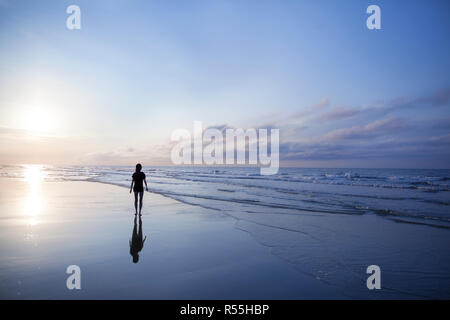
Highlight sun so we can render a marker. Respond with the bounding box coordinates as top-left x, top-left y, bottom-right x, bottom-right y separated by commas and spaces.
21, 106, 56, 133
